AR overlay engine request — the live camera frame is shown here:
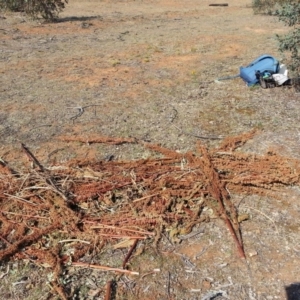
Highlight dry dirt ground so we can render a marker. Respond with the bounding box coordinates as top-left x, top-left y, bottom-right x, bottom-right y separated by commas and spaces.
1, 0, 300, 299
